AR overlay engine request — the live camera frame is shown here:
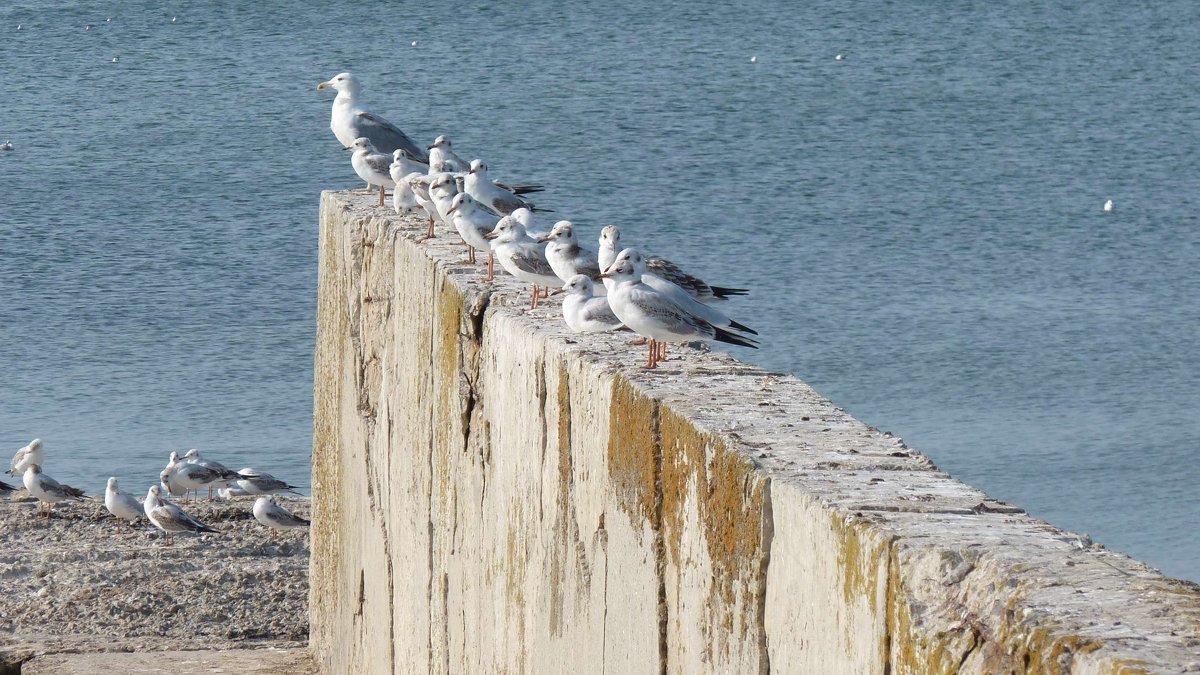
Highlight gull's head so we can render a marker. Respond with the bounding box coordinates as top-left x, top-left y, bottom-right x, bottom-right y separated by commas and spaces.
350, 137, 373, 153
429, 134, 451, 150
599, 262, 635, 282
168, 450, 180, 463
28, 439, 43, 452
484, 216, 522, 242
469, 159, 487, 175
448, 192, 468, 214
609, 248, 647, 275
430, 174, 456, 192
541, 221, 575, 243
561, 274, 594, 296
148, 484, 161, 498
393, 149, 410, 162
107, 477, 119, 491
159, 468, 171, 484
599, 225, 621, 249
511, 207, 532, 225
183, 448, 200, 460
318, 72, 359, 94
